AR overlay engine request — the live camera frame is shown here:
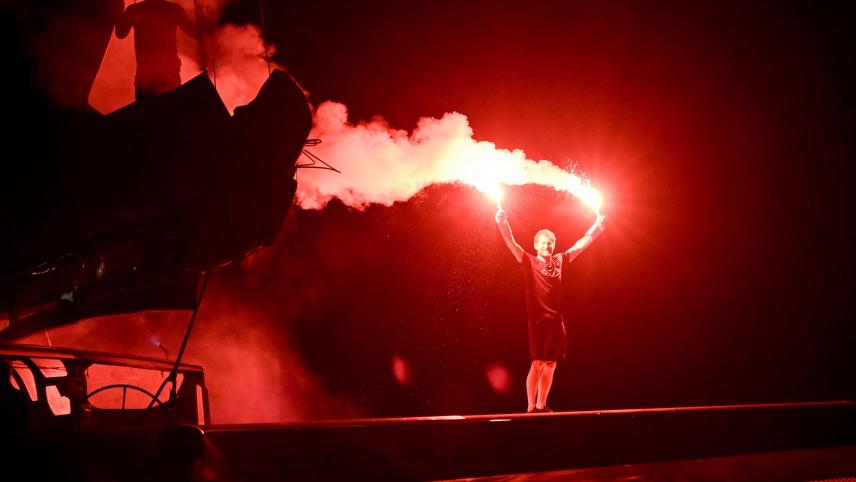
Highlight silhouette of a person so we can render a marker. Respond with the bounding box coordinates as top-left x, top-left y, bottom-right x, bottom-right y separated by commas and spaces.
115, 0, 196, 100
